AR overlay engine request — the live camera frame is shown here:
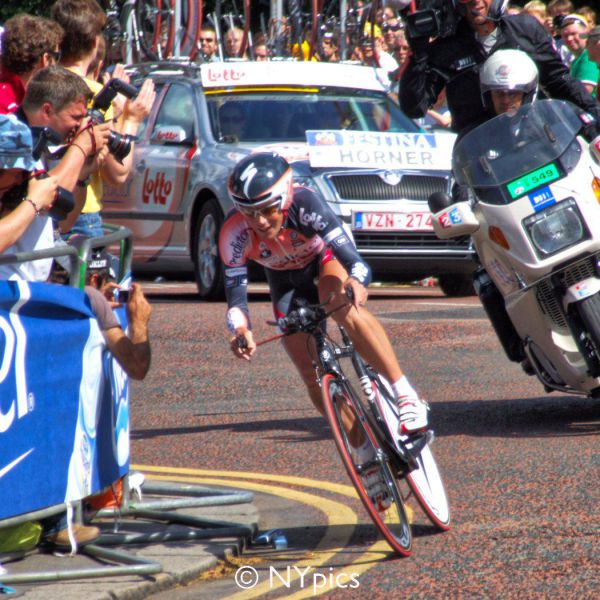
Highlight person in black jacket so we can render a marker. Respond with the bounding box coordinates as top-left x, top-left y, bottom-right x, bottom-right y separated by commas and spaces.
400, 0, 600, 138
